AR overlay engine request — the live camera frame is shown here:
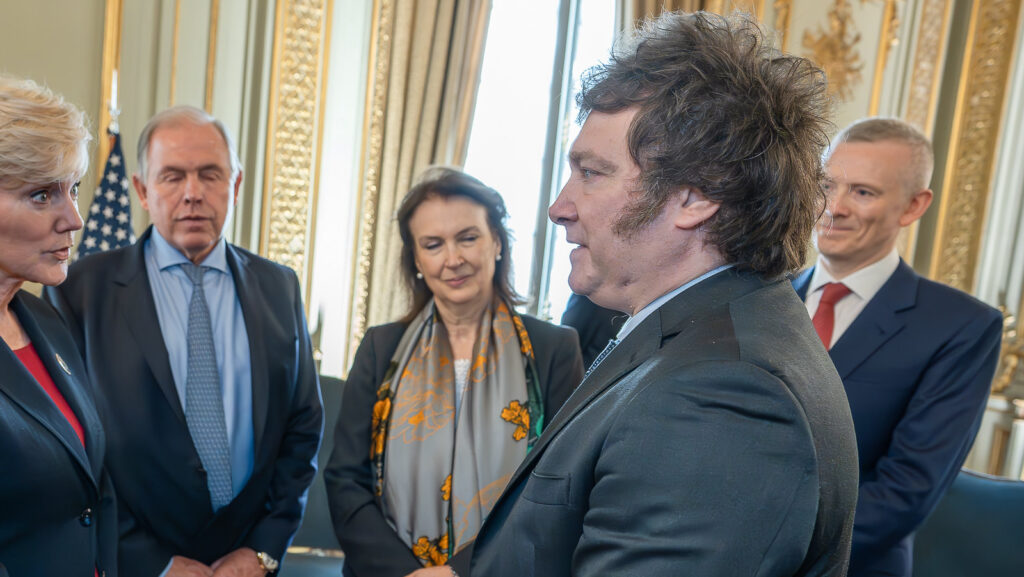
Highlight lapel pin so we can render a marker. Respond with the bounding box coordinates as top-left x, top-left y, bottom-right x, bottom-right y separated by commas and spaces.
56, 353, 72, 375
